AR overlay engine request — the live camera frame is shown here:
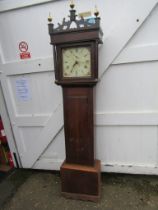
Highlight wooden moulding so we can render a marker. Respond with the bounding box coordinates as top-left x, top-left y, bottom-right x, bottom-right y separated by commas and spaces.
60, 160, 101, 202
50, 29, 102, 45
